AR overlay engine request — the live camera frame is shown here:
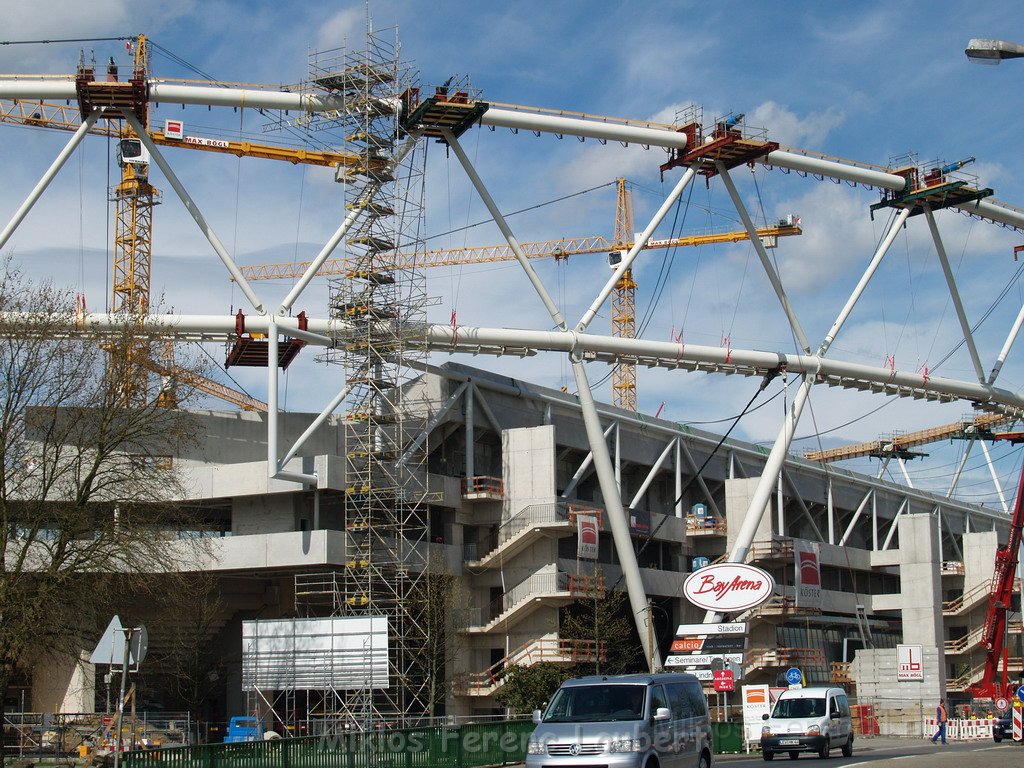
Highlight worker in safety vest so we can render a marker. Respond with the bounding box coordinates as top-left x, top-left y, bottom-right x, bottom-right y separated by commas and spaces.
930, 699, 948, 745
